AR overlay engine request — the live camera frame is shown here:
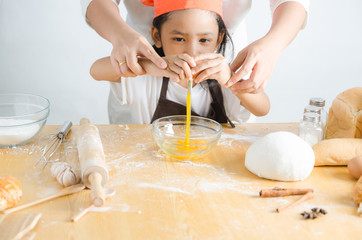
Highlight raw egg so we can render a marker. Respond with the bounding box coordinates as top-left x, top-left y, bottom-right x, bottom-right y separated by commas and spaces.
348, 156, 362, 179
